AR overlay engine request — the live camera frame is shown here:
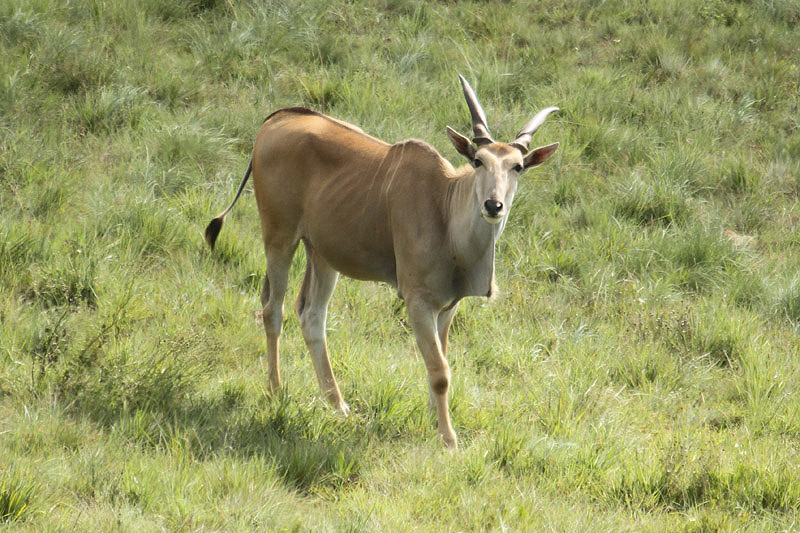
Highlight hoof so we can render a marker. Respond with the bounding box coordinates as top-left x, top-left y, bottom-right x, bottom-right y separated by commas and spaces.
336, 401, 350, 416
